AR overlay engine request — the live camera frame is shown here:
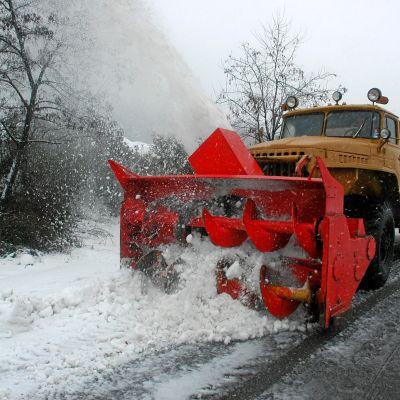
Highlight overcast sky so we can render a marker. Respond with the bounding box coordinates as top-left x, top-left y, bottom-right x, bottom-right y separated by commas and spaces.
147, 0, 400, 115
